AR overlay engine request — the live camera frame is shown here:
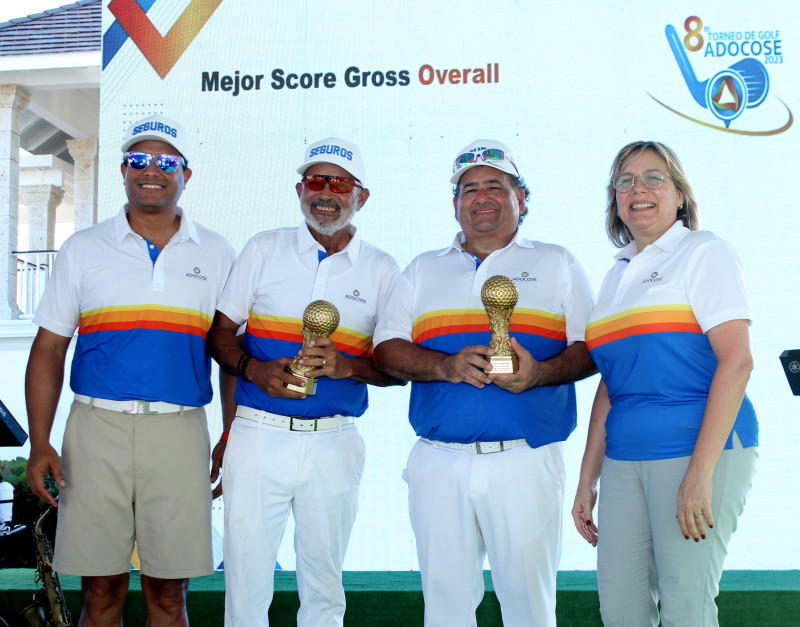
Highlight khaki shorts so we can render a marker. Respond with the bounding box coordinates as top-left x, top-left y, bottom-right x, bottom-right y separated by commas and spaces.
53, 401, 213, 579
